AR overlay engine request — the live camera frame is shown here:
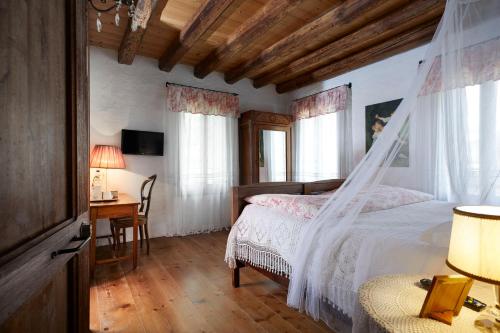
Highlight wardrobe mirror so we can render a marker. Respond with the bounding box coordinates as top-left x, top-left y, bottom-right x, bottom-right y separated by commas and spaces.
259, 129, 287, 182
